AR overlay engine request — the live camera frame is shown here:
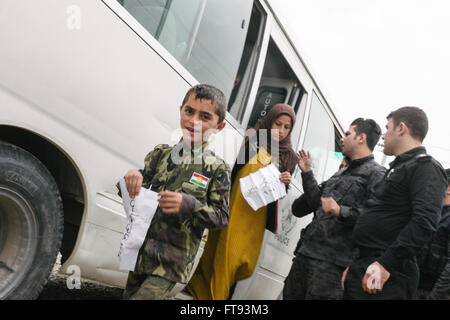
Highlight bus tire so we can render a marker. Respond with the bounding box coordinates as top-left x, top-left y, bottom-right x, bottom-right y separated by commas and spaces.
0, 141, 64, 300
